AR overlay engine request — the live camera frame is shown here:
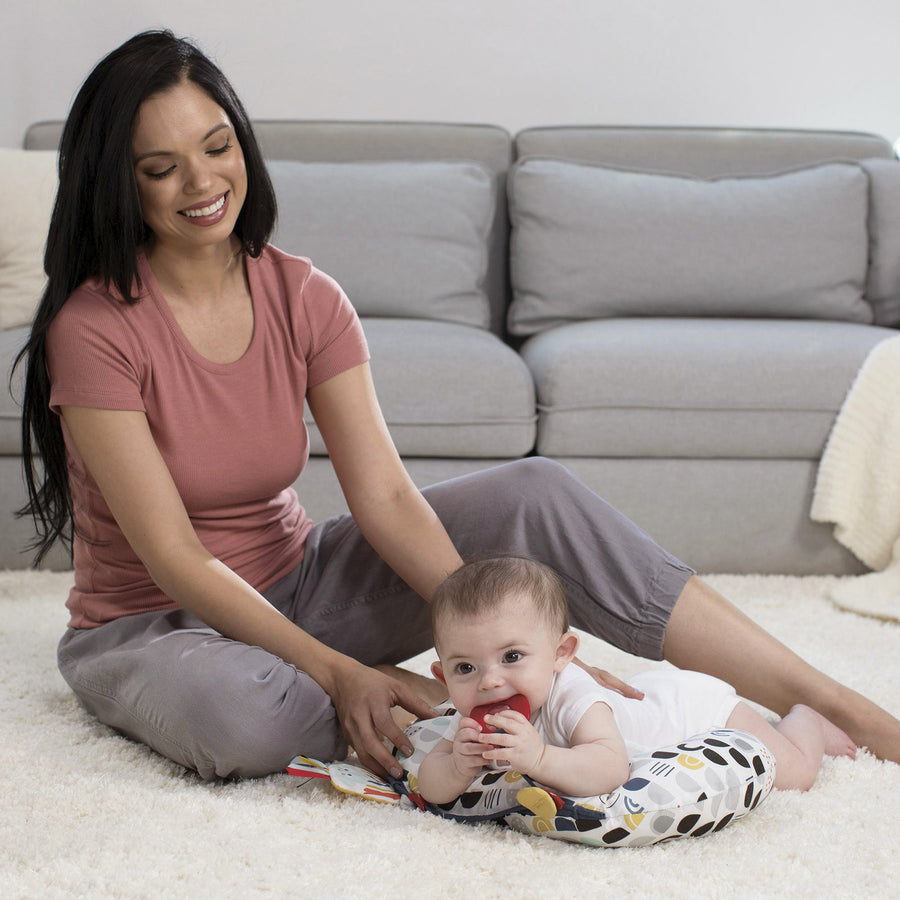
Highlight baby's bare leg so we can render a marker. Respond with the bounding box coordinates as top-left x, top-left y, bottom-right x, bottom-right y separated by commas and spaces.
727, 701, 855, 791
